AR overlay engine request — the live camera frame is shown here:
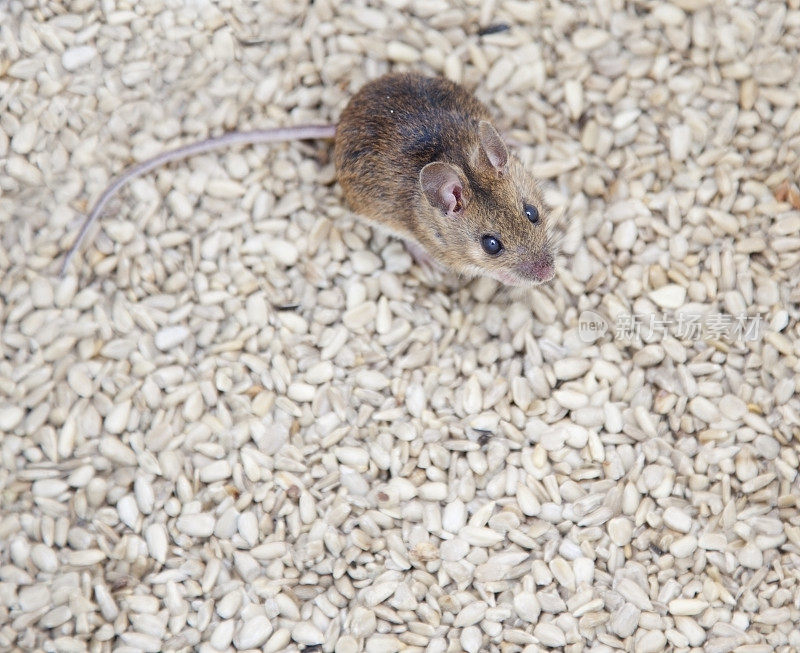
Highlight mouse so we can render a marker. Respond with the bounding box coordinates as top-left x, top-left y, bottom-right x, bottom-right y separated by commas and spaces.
60, 72, 557, 286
